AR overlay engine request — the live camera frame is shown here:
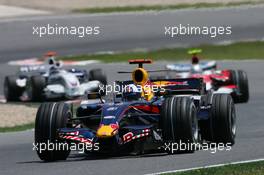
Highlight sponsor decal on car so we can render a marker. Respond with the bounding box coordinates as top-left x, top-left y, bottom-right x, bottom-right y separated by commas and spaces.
123, 129, 151, 143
